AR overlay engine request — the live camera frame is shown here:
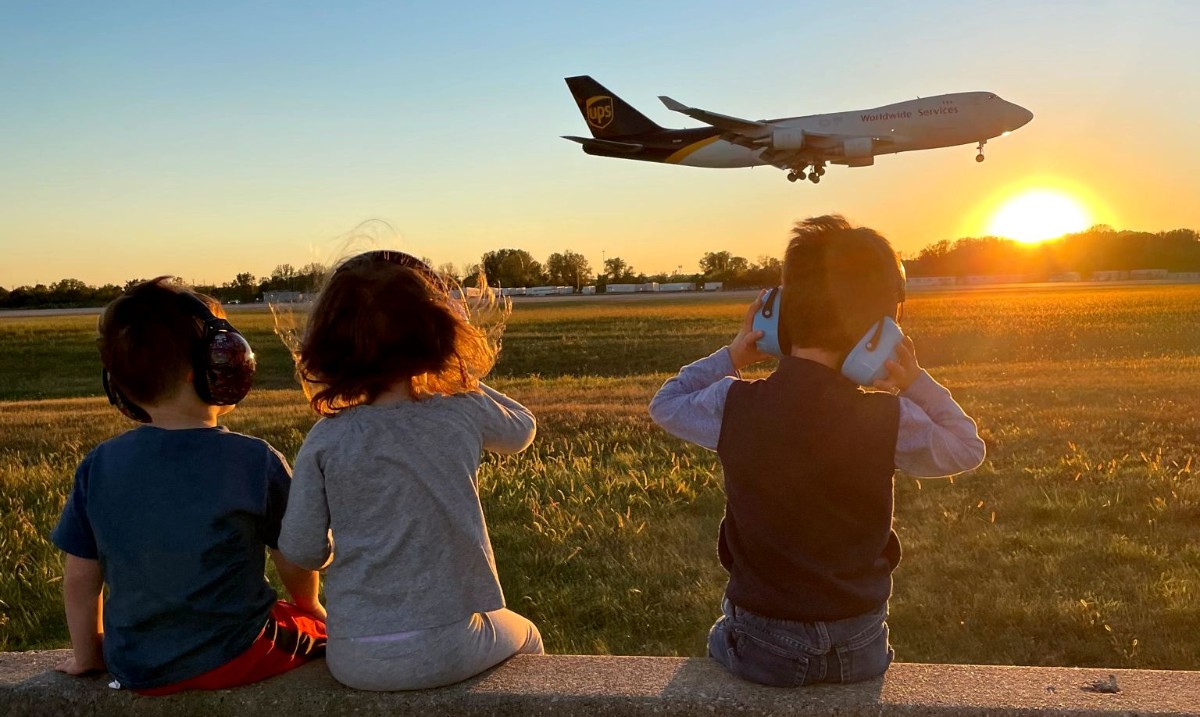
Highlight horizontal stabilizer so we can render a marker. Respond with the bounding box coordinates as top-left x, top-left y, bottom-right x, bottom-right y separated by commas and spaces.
658, 95, 689, 113
658, 96, 769, 137
562, 135, 644, 153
